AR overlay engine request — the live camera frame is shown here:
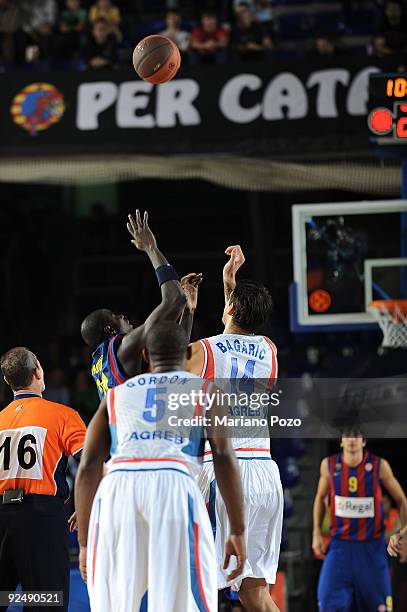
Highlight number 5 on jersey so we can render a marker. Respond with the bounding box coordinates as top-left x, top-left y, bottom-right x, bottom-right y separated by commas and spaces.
143, 387, 166, 423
